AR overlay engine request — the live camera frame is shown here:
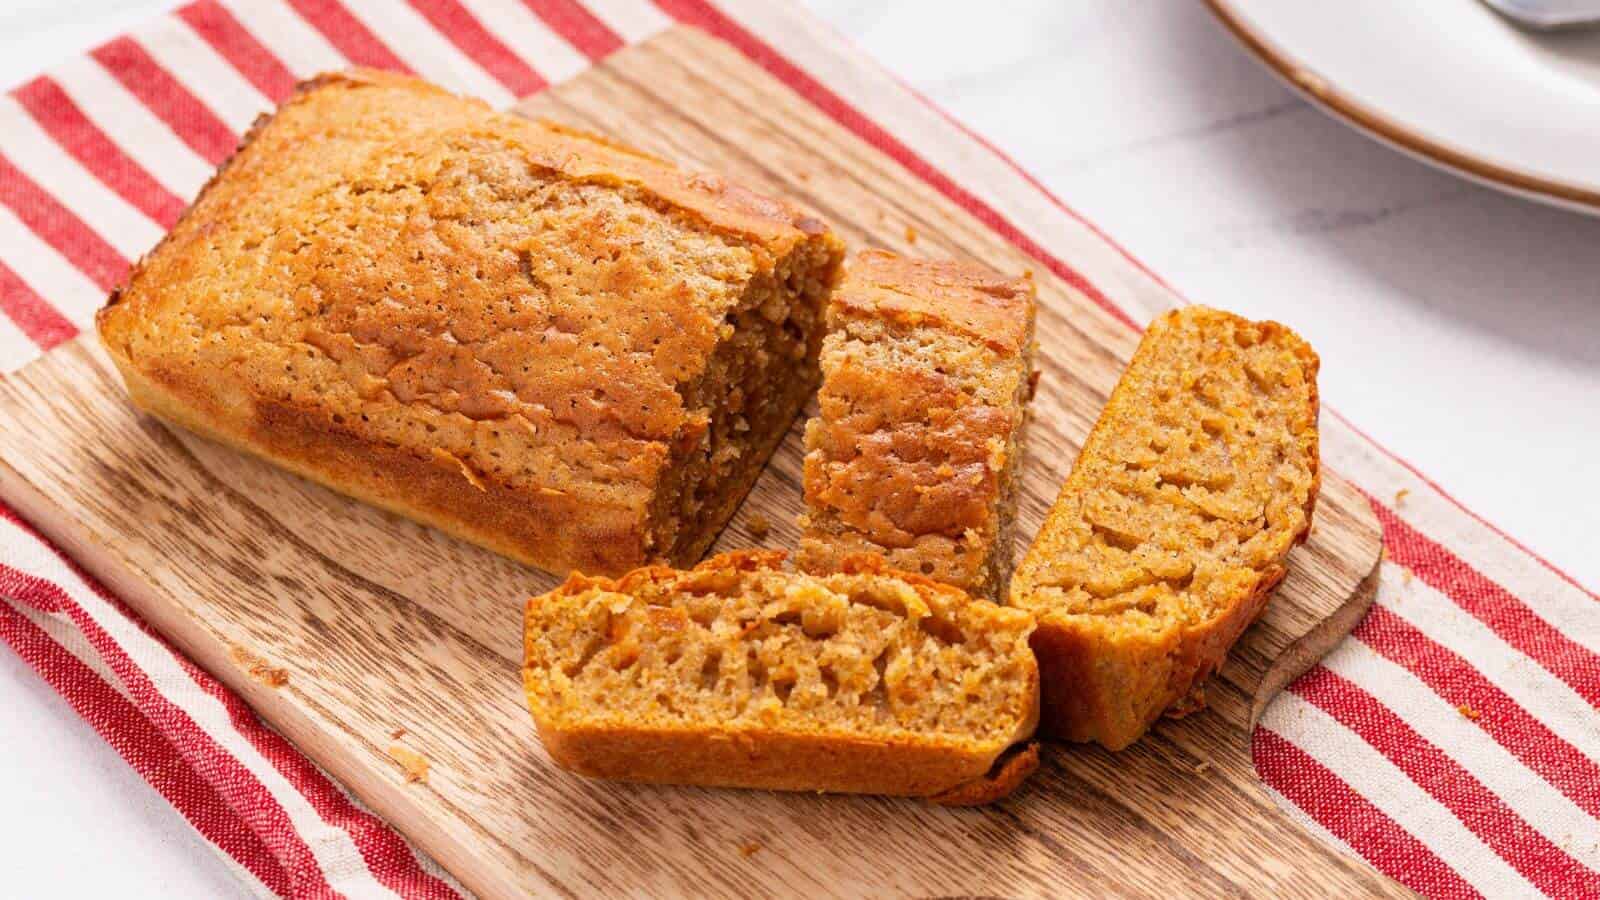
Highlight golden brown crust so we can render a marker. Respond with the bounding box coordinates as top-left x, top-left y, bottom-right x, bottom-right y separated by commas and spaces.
1027, 564, 1286, 749
1010, 306, 1319, 750
928, 741, 1040, 806
523, 549, 1039, 799
532, 720, 1011, 799
833, 249, 1035, 354
798, 253, 1037, 600
114, 360, 651, 572
98, 69, 842, 577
